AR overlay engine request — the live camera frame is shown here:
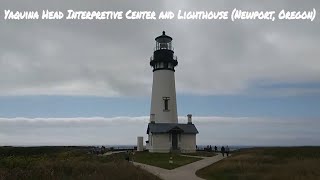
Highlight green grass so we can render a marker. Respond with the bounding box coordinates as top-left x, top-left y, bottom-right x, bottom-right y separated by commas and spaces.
196, 147, 320, 180
0, 146, 161, 180
133, 151, 202, 170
